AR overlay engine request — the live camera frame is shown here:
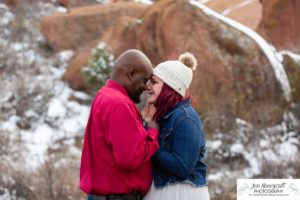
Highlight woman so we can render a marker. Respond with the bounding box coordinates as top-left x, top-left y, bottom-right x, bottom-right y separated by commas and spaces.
143, 53, 210, 200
